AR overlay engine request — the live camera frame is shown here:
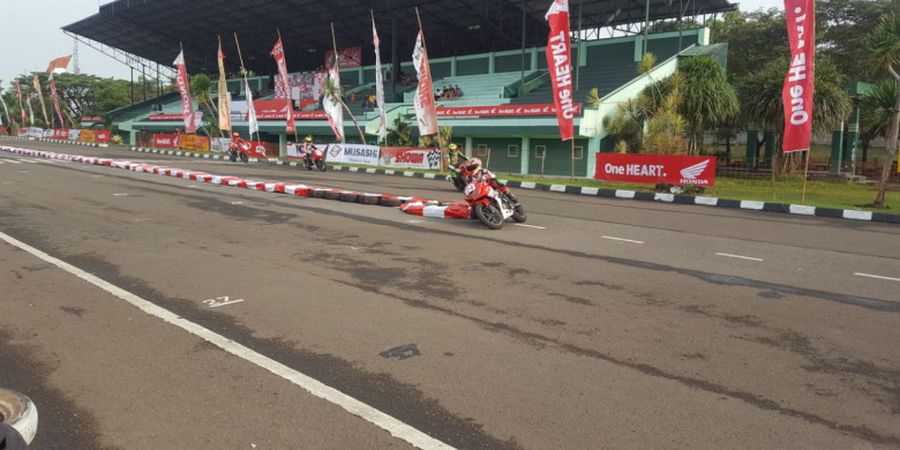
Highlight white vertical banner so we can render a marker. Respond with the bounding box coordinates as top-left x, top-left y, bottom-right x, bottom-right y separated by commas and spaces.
173, 50, 197, 133
324, 65, 344, 142
244, 78, 259, 135
412, 29, 438, 136
373, 16, 387, 142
